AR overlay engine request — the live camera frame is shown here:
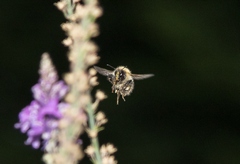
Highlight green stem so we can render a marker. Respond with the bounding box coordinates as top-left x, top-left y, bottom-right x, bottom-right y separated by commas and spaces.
87, 103, 102, 164
65, 0, 102, 163
66, 0, 73, 16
